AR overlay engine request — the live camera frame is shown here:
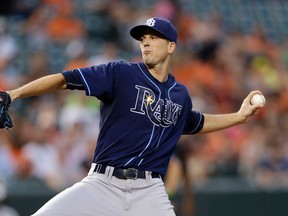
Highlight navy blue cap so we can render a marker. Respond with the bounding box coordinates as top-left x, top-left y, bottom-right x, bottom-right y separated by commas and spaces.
130, 17, 177, 43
